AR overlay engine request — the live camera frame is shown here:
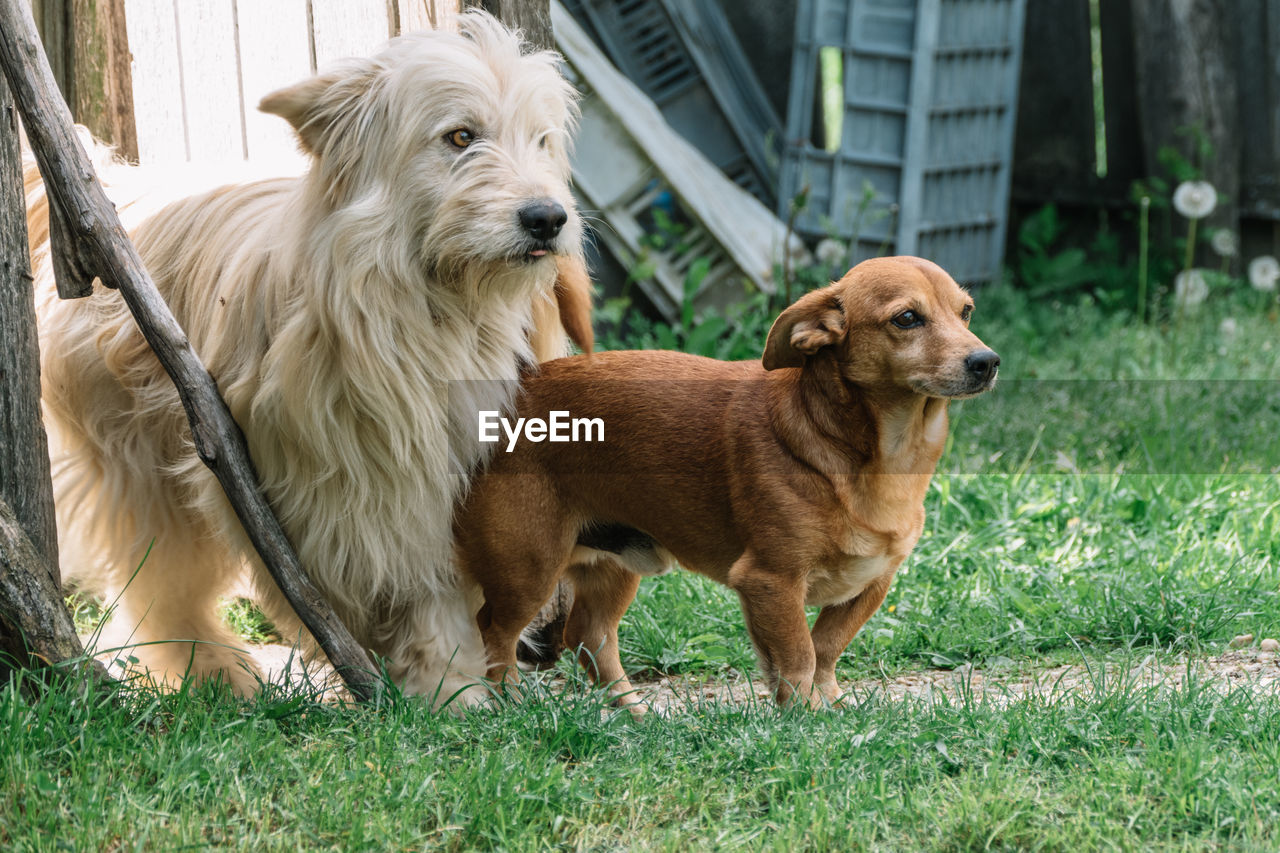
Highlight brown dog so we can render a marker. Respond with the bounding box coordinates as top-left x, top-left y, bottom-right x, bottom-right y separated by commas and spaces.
455, 256, 998, 709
